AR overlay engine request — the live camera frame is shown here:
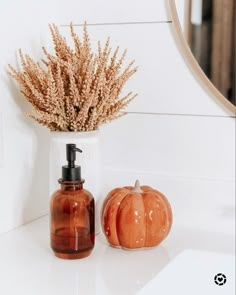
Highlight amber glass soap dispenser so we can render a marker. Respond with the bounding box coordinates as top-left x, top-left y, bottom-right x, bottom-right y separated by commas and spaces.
50, 144, 95, 259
